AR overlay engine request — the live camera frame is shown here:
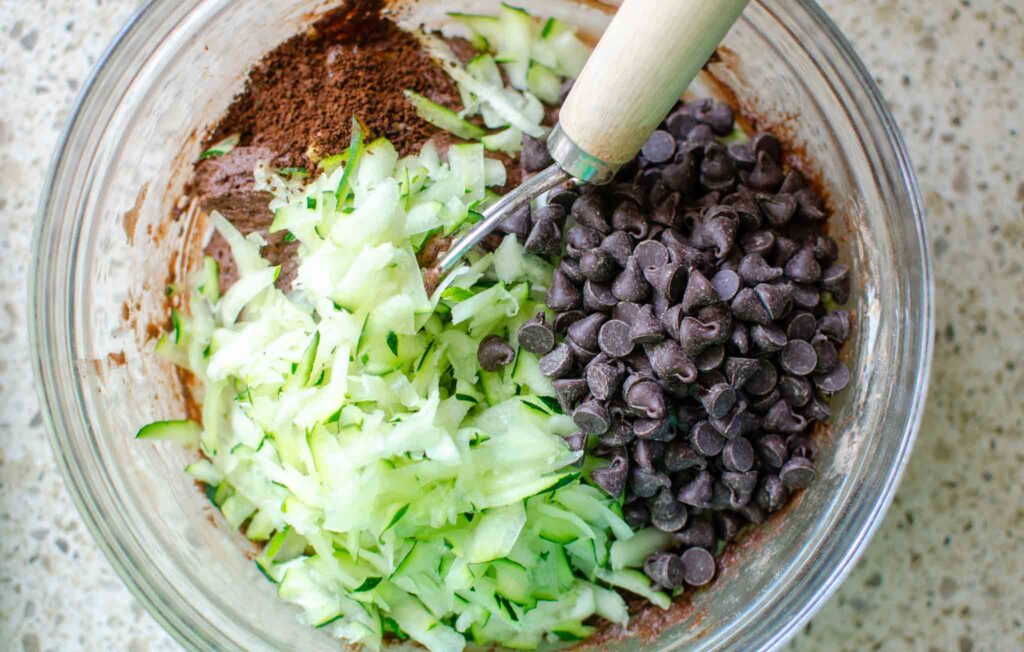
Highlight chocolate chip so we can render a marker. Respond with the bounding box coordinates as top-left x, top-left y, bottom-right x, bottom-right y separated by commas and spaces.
563, 431, 587, 453
710, 269, 741, 302
802, 394, 831, 422
748, 388, 781, 414
791, 282, 821, 309
696, 100, 735, 135
690, 420, 725, 456
649, 487, 689, 532
571, 192, 611, 234
700, 143, 736, 191
612, 301, 641, 325
662, 230, 713, 269
545, 269, 582, 311
740, 230, 775, 257
625, 379, 668, 420
728, 142, 756, 170
702, 206, 739, 258
817, 310, 851, 343
795, 187, 827, 220
678, 316, 721, 356
623, 500, 650, 529
574, 399, 611, 435
680, 269, 720, 314
525, 217, 562, 257
539, 343, 575, 379
600, 230, 634, 267
578, 248, 619, 284
813, 363, 850, 393
673, 519, 717, 550
634, 240, 670, 271
664, 440, 706, 472
643, 262, 687, 302
553, 310, 585, 334
518, 316, 555, 355
805, 233, 839, 263
694, 382, 736, 419
778, 374, 813, 407
522, 134, 554, 172
724, 357, 760, 390
611, 256, 651, 303
565, 225, 603, 259
754, 282, 793, 320
756, 434, 789, 468
780, 340, 817, 376
821, 264, 851, 303
780, 456, 816, 489
597, 319, 634, 358
583, 280, 620, 313
666, 109, 699, 139
747, 150, 784, 191
631, 467, 672, 499
751, 323, 788, 354
646, 339, 698, 383
786, 435, 815, 459
632, 438, 663, 470
628, 304, 665, 345
642, 130, 677, 164
498, 203, 532, 240
558, 257, 585, 285
677, 469, 714, 508
586, 357, 625, 401
553, 378, 587, 412
694, 344, 725, 372
751, 133, 782, 162
634, 418, 673, 441
785, 246, 822, 283
600, 418, 635, 447
477, 335, 515, 372
611, 200, 649, 239
778, 169, 806, 195
785, 311, 818, 341
730, 323, 750, 354
534, 203, 567, 226
568, 340, 597, 366
661, 160, 695, 194
731, 287, 772, 325
810, 334, 839, 373
763, 399, 808, 433
590, 452, 628, 496
644, 551, 686, 588
757, 474, 789, 512
757, 193, 798, 226
567, 312, 606, 350
723, 470, 758, 508
721, 437, 755, 472
549, 186, 579, 212
738, 253, 784, 285
744, 360, 778, 396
